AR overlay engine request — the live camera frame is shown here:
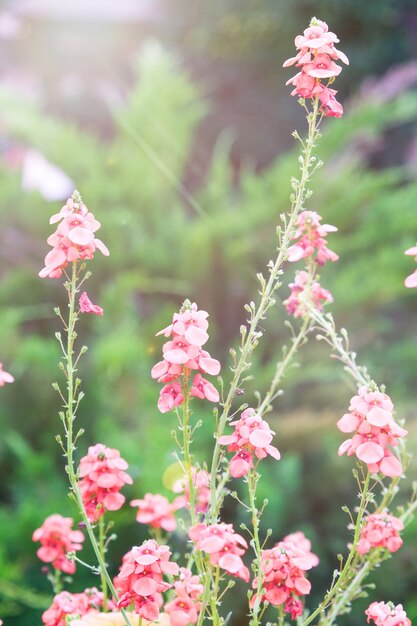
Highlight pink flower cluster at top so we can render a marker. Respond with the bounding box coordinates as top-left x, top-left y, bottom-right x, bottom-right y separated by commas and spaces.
42, 588, 108, 626
366, 602, 411, 626
357, 513, 404, 555
151, 301, 220, 413
337, 386, 407, 477
0, 362, 14, 386
131, 493, 180, 533
404, 244, 417, 288
115, 540, 179, 622
284, 270, 333, 318
39, 191, 109, 279
32, 514, 84, 575
283, 18, 348, 117
78, 444, 133, 522
189, 523, 249, 581
165, 567, 203, 626
218, 408, 280, 478
288, 211, 338, 266
253, 532, 319, 619
173, 468, 211, 514
79, 291, 104, 316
